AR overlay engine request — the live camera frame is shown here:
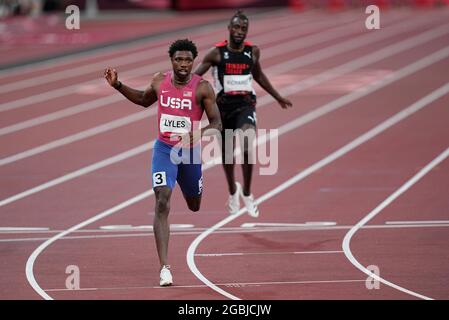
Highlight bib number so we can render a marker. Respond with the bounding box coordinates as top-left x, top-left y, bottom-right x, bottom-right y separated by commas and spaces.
223, 74, 253, 94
